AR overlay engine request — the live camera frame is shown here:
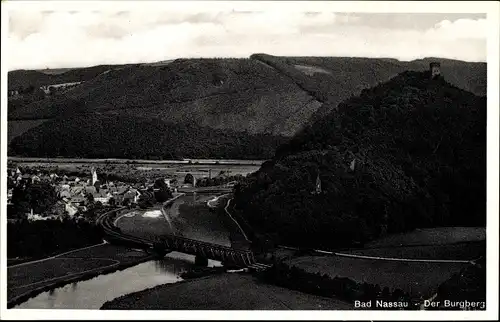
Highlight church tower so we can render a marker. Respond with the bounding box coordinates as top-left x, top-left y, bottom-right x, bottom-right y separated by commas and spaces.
91, 167, 98, 186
